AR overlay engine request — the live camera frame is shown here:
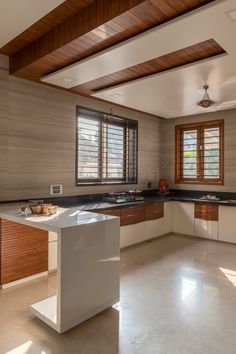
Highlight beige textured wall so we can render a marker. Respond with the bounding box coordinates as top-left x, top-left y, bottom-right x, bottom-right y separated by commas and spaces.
0, 69, 161, 201
160, 108, 236, 192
